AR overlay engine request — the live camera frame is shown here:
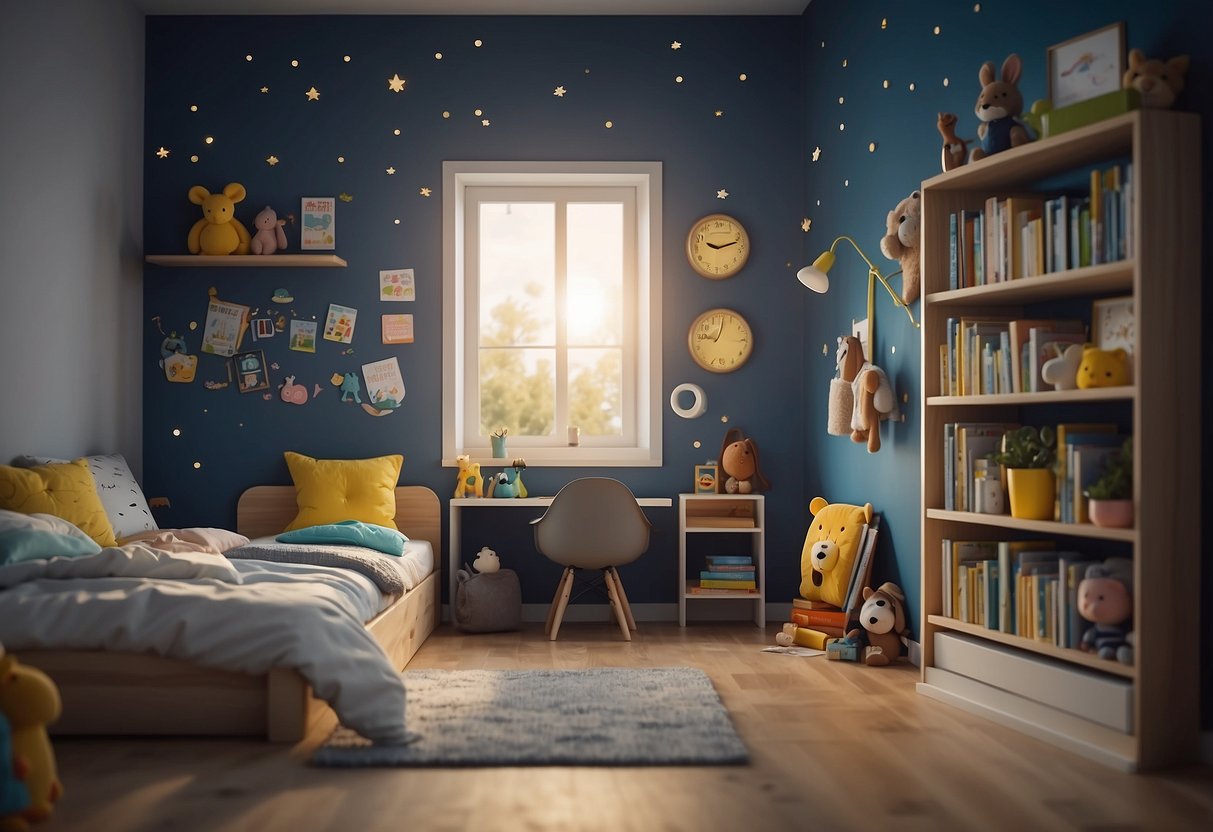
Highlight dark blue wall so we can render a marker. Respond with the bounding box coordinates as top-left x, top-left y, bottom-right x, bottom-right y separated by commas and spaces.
143, 15, 806, 606
801, 0, 1212, 723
